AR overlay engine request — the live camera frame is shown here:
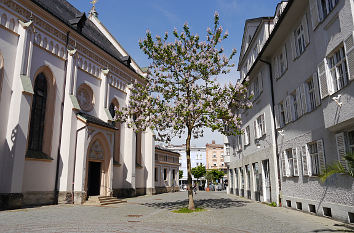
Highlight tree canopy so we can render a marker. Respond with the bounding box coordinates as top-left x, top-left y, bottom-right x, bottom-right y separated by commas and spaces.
117, 12, 251, 209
